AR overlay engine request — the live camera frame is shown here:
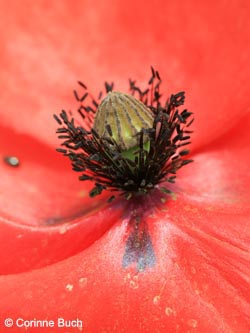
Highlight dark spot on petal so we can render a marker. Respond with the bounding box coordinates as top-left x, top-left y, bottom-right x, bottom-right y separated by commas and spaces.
4, 156, 20, 167
122, 202, 156, 272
